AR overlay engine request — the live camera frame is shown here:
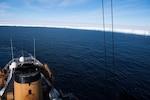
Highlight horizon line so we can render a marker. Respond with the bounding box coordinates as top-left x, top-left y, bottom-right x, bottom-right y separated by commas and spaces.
0, 24, 149, 36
